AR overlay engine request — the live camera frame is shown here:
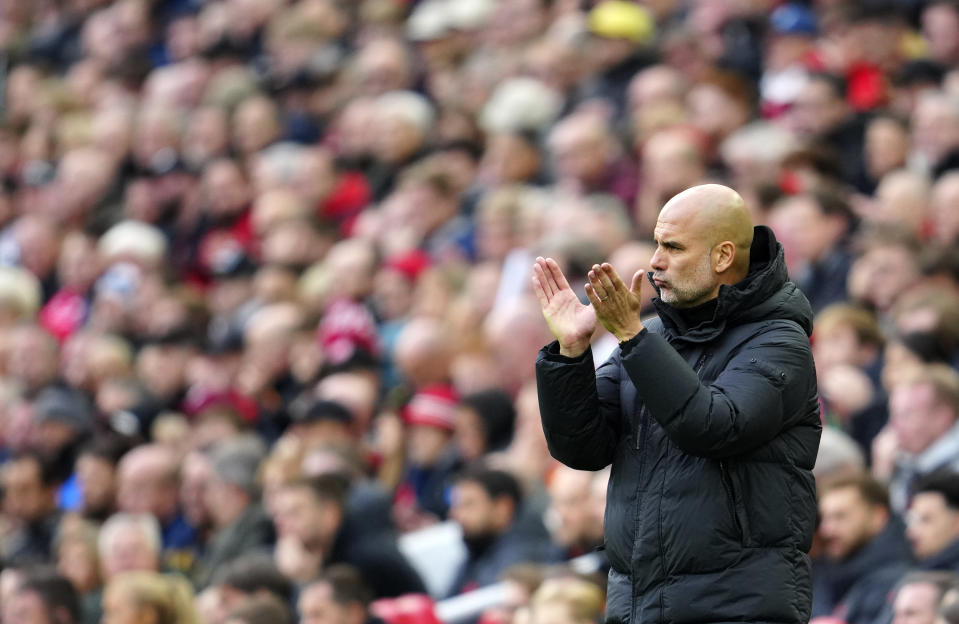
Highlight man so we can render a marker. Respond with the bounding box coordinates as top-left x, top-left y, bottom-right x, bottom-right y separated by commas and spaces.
910, 470, 959, 572
195, 436, 275, 588
545, 465, 605, 561
792, 73, 868, 191
3, 567, 81, 624
116, 443, 196, 555
768, 188, 857, 314
813, 473, 912, 624
98, 513, 162, 581
1, 451, 63, 566
271, 474, 425, 598
447, 466, 552, 597
884, 364, 959, 514
922, 1, 959, 67
891, 571, 959, 624
298, 565, 383, 624
533, 184, 821, 623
